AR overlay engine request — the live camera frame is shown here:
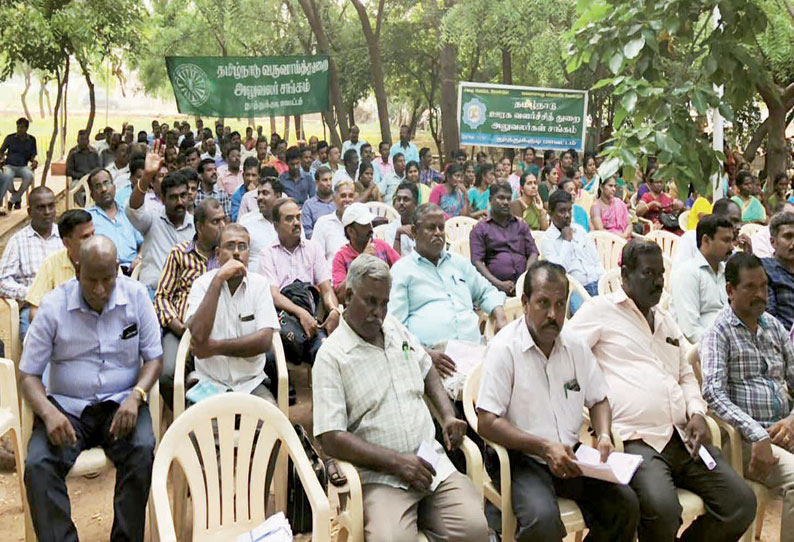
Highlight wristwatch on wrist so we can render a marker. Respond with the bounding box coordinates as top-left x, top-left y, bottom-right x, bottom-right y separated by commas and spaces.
597, 433, 612, 444
133, 386, 148, 403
